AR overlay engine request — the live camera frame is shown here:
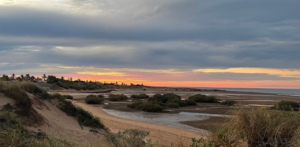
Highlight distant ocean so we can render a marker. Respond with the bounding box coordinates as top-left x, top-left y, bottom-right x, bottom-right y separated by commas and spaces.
196, 87, 300, 95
